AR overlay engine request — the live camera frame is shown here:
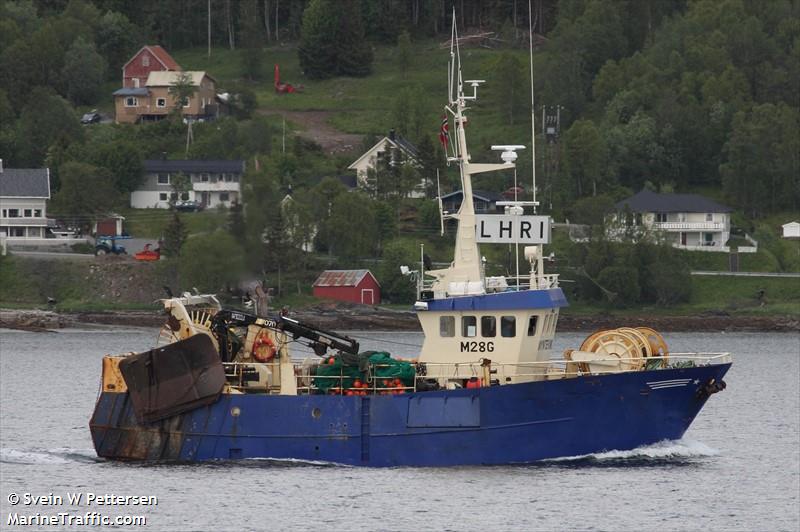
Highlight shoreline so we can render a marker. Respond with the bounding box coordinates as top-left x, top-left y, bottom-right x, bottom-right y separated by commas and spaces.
1, 306, 797, 333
